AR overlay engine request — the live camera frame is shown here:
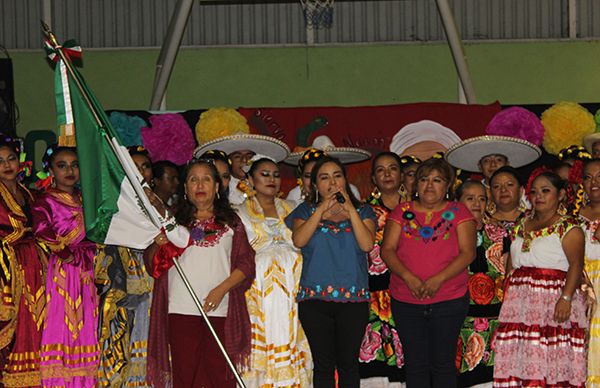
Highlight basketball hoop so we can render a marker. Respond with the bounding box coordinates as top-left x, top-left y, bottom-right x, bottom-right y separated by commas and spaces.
300, 0, 334, 29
